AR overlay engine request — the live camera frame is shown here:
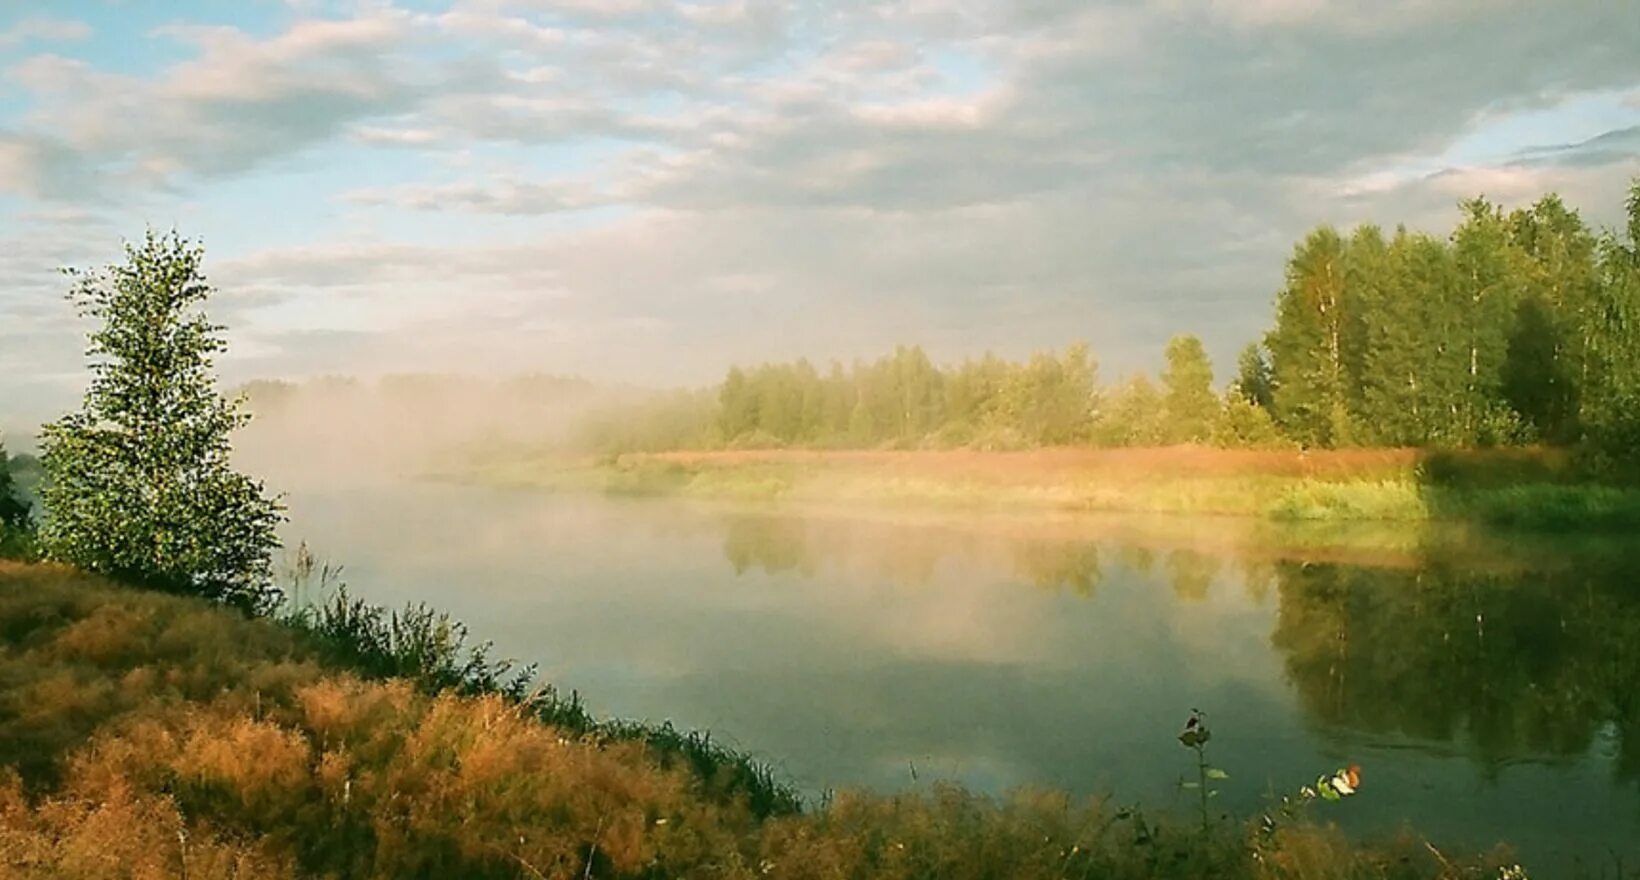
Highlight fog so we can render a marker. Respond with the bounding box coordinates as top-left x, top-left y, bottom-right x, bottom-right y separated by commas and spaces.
232, 373, 650, 490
